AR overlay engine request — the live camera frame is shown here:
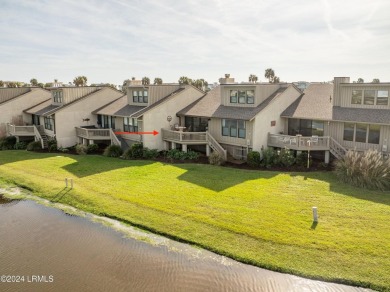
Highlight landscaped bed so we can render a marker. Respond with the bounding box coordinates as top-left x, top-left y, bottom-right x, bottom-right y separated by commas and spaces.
0, 151, 389, 291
